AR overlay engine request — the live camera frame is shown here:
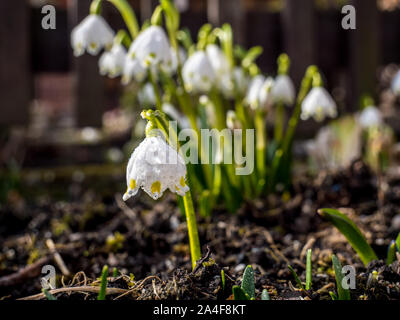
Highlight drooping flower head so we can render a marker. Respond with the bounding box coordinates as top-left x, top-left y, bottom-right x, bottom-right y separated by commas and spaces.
271, 75, 296, 106
128, 26, 172, 70
121, 57, 147, 84
301, 87, 337, 122
359, 106, 383, 129
123, 131, 189, 201
245, 75, 265, 110
99, 44, 126, 78
258, 77, 275, 109
71, 14, 114, 57
182, 51, 216, 93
